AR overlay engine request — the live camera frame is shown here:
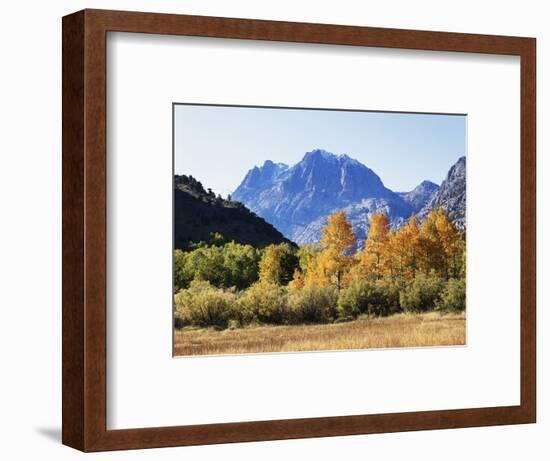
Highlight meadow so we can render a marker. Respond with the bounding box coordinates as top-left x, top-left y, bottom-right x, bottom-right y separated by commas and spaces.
174, 311, 466, 356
